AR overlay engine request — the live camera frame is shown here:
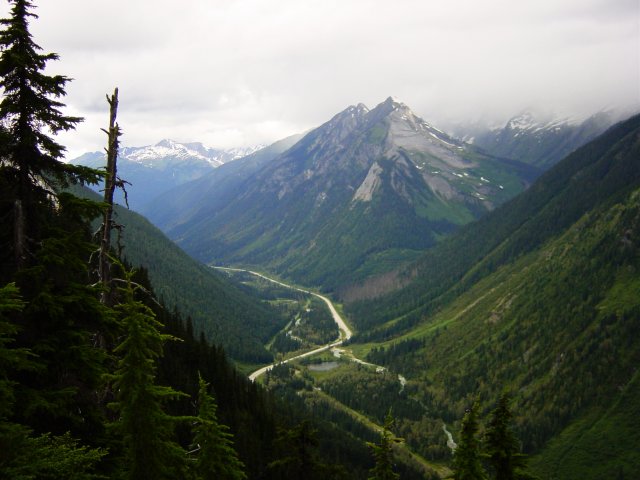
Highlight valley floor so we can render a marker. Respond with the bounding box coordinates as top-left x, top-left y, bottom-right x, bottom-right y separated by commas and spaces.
216, 266, 451, 478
